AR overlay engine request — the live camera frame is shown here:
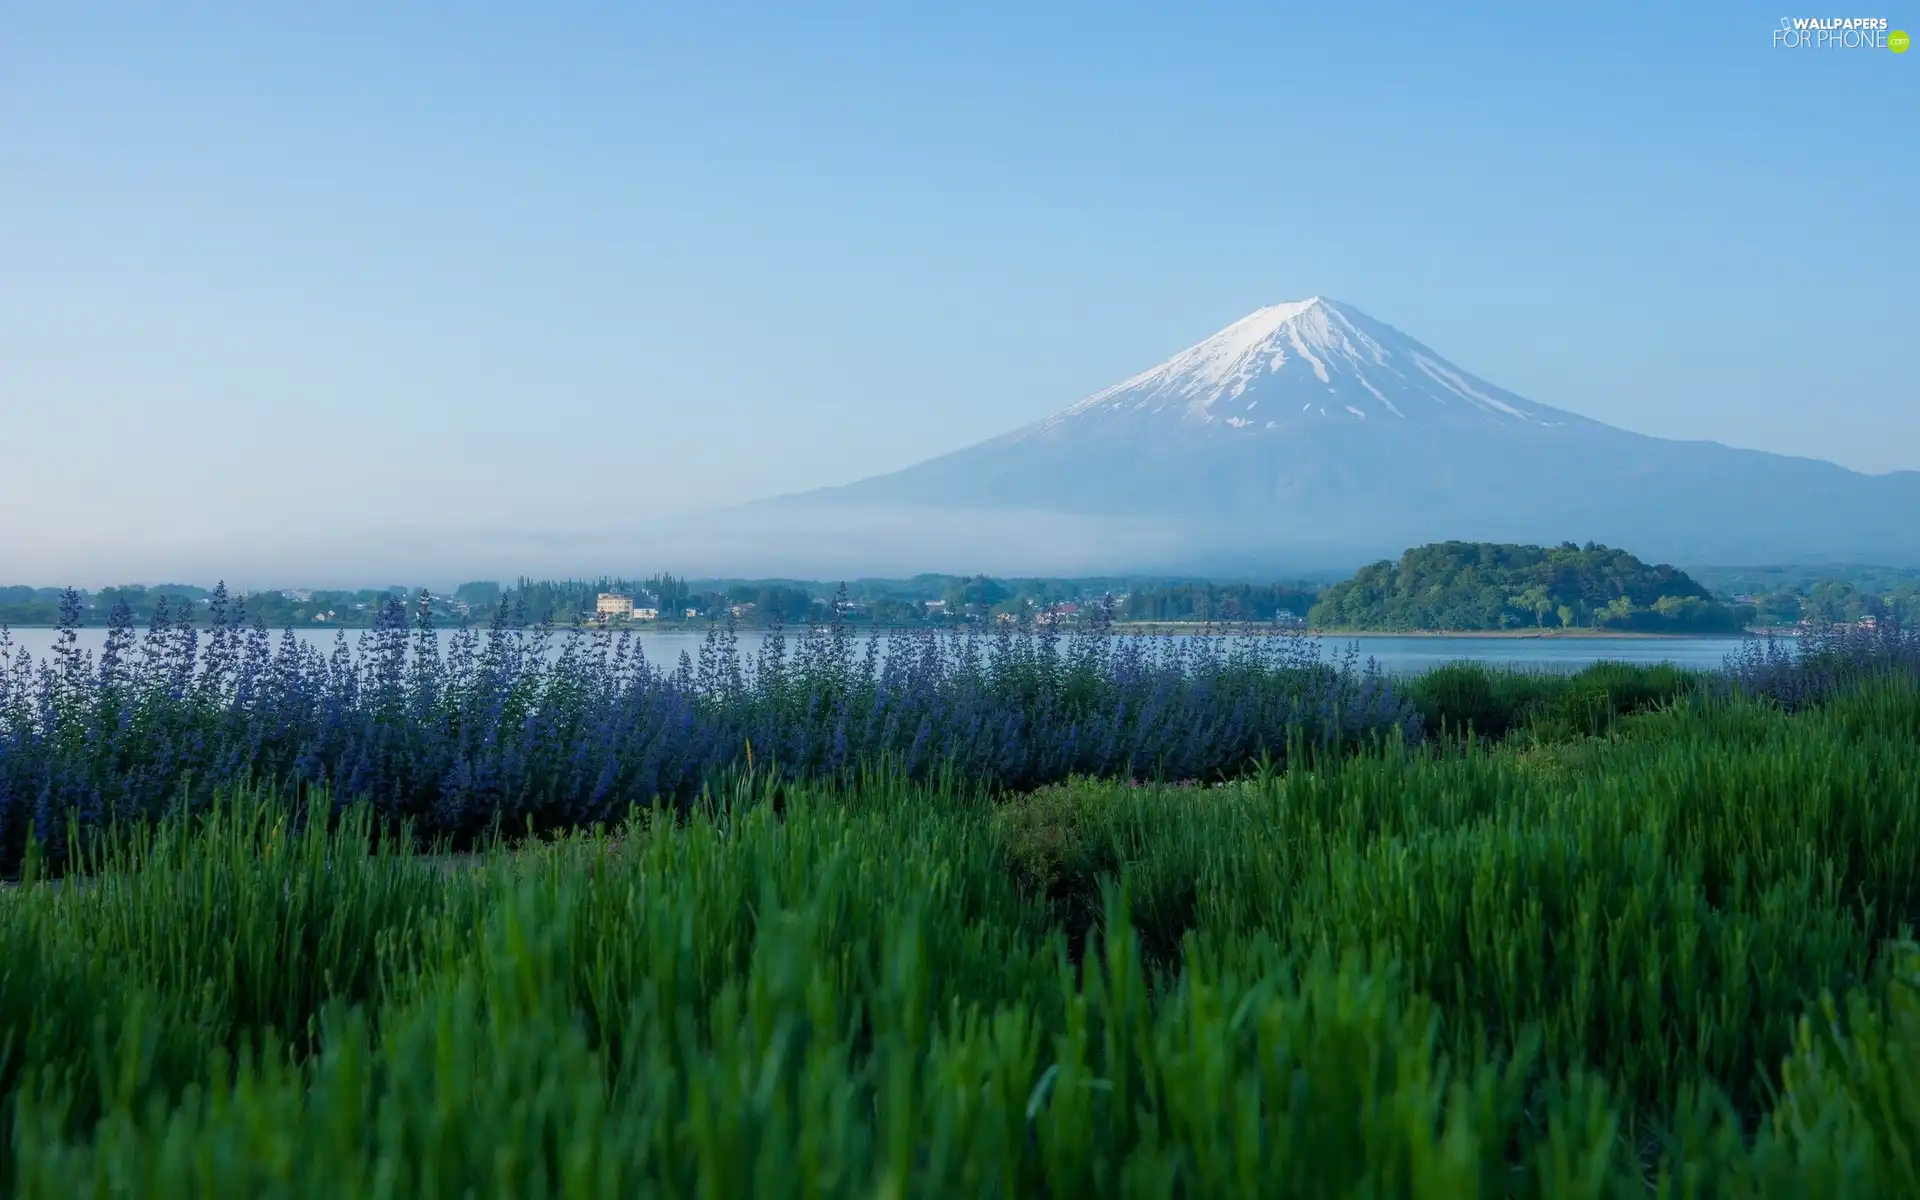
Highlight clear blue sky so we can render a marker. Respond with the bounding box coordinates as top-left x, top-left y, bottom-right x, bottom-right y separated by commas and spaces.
2, 2, 1913, 584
